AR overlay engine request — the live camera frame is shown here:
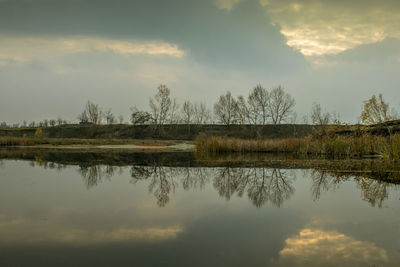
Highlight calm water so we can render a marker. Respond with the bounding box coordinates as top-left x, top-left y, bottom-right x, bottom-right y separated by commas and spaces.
0, 154, 400, 266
